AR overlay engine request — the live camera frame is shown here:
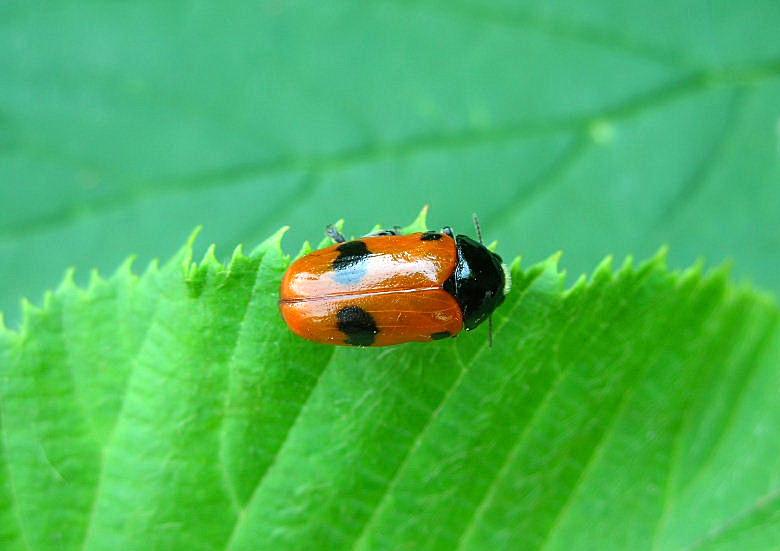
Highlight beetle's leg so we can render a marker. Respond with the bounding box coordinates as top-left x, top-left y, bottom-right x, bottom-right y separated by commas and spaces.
442, 226, 455, 237
326, 225, 347, 243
